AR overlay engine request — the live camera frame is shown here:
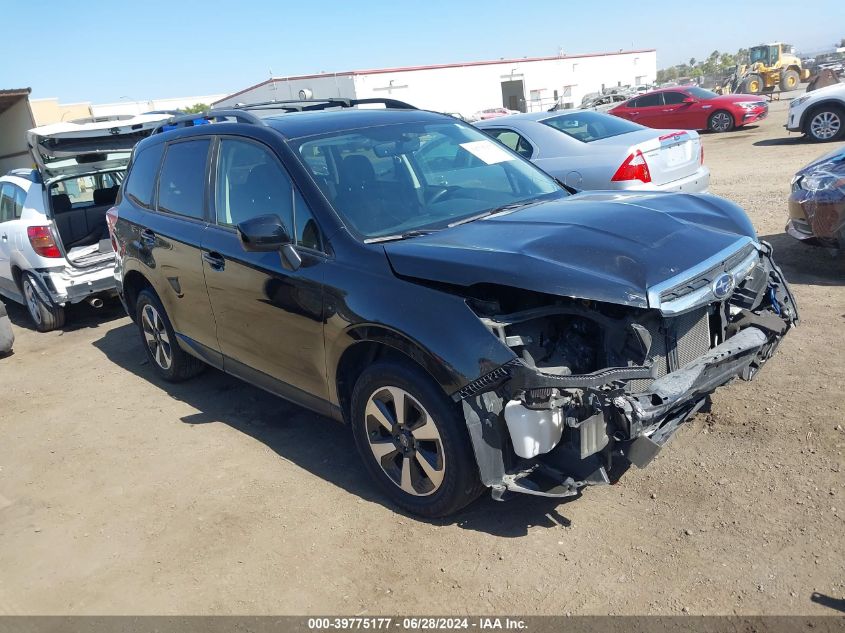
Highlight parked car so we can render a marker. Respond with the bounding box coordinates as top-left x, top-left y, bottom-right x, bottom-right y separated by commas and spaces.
554, 93, 628, 113
0, 298, 13, 354
786, 81, 845, 142
470, 107, 520, 121
110, 99, 797, 518
0, 114, 168, 330
475, 110, 710, 192
787, 145, 845, 248
609, 86, 768, 133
